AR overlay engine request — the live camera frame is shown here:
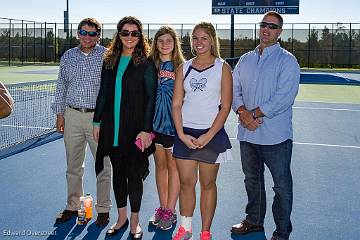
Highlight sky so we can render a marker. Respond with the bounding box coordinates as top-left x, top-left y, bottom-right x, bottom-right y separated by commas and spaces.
0, 0, 359, 25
